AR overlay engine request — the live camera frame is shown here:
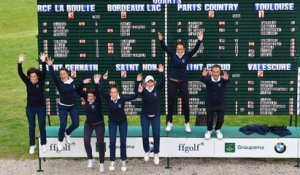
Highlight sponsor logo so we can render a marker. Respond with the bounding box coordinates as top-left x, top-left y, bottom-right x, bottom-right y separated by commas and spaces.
237, 145, 264, 150
225, 143, 235, 153
274, 142, 286, 153
49, 143, 72, 153
178, 143, 204, 153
